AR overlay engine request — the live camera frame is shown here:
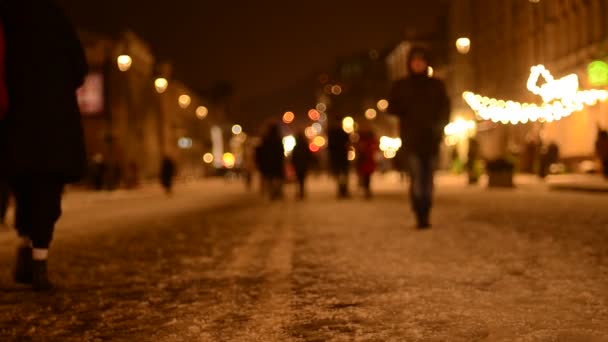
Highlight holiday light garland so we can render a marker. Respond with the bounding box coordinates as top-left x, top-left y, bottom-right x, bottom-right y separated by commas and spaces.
463, 65, 608, 125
